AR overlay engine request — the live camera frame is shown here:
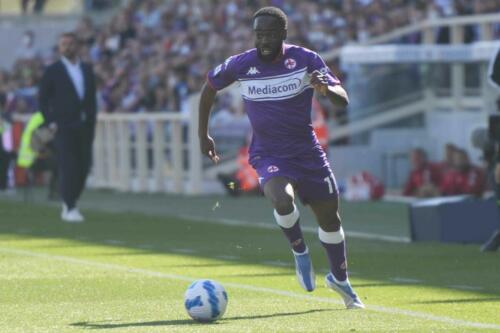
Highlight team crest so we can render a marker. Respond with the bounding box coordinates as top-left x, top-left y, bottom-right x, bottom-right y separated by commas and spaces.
267, 165, 279, 173
284, 58, 296, 70
285, 58, 297, 69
